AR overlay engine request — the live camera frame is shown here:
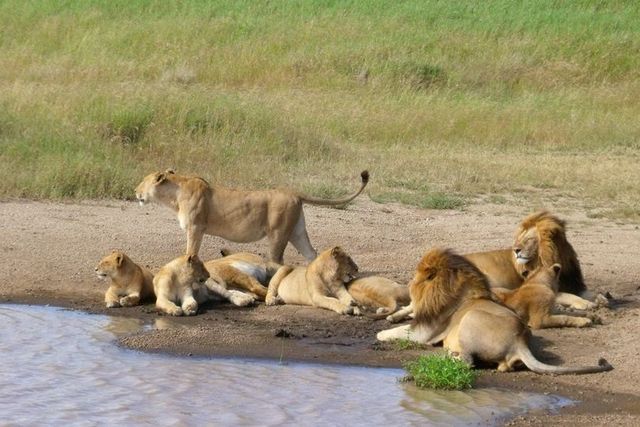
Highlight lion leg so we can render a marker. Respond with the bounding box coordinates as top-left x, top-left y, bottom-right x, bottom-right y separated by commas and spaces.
555, 292, 596, 310
266, 266, 293, 305
289, 213, 317, 261
222, 266, 268, 299
155, 296, 183, 316
181, 288, 198, 316
540, 314, 592, 329
386, 302, 414, 323
105, 287, 121, 308
205, 280, 255, 306
267, 231, 290, 264
311, 293, 353, 315
119, 292, 141, 307
186, 225, 205, 256
376, 324, 415, 342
